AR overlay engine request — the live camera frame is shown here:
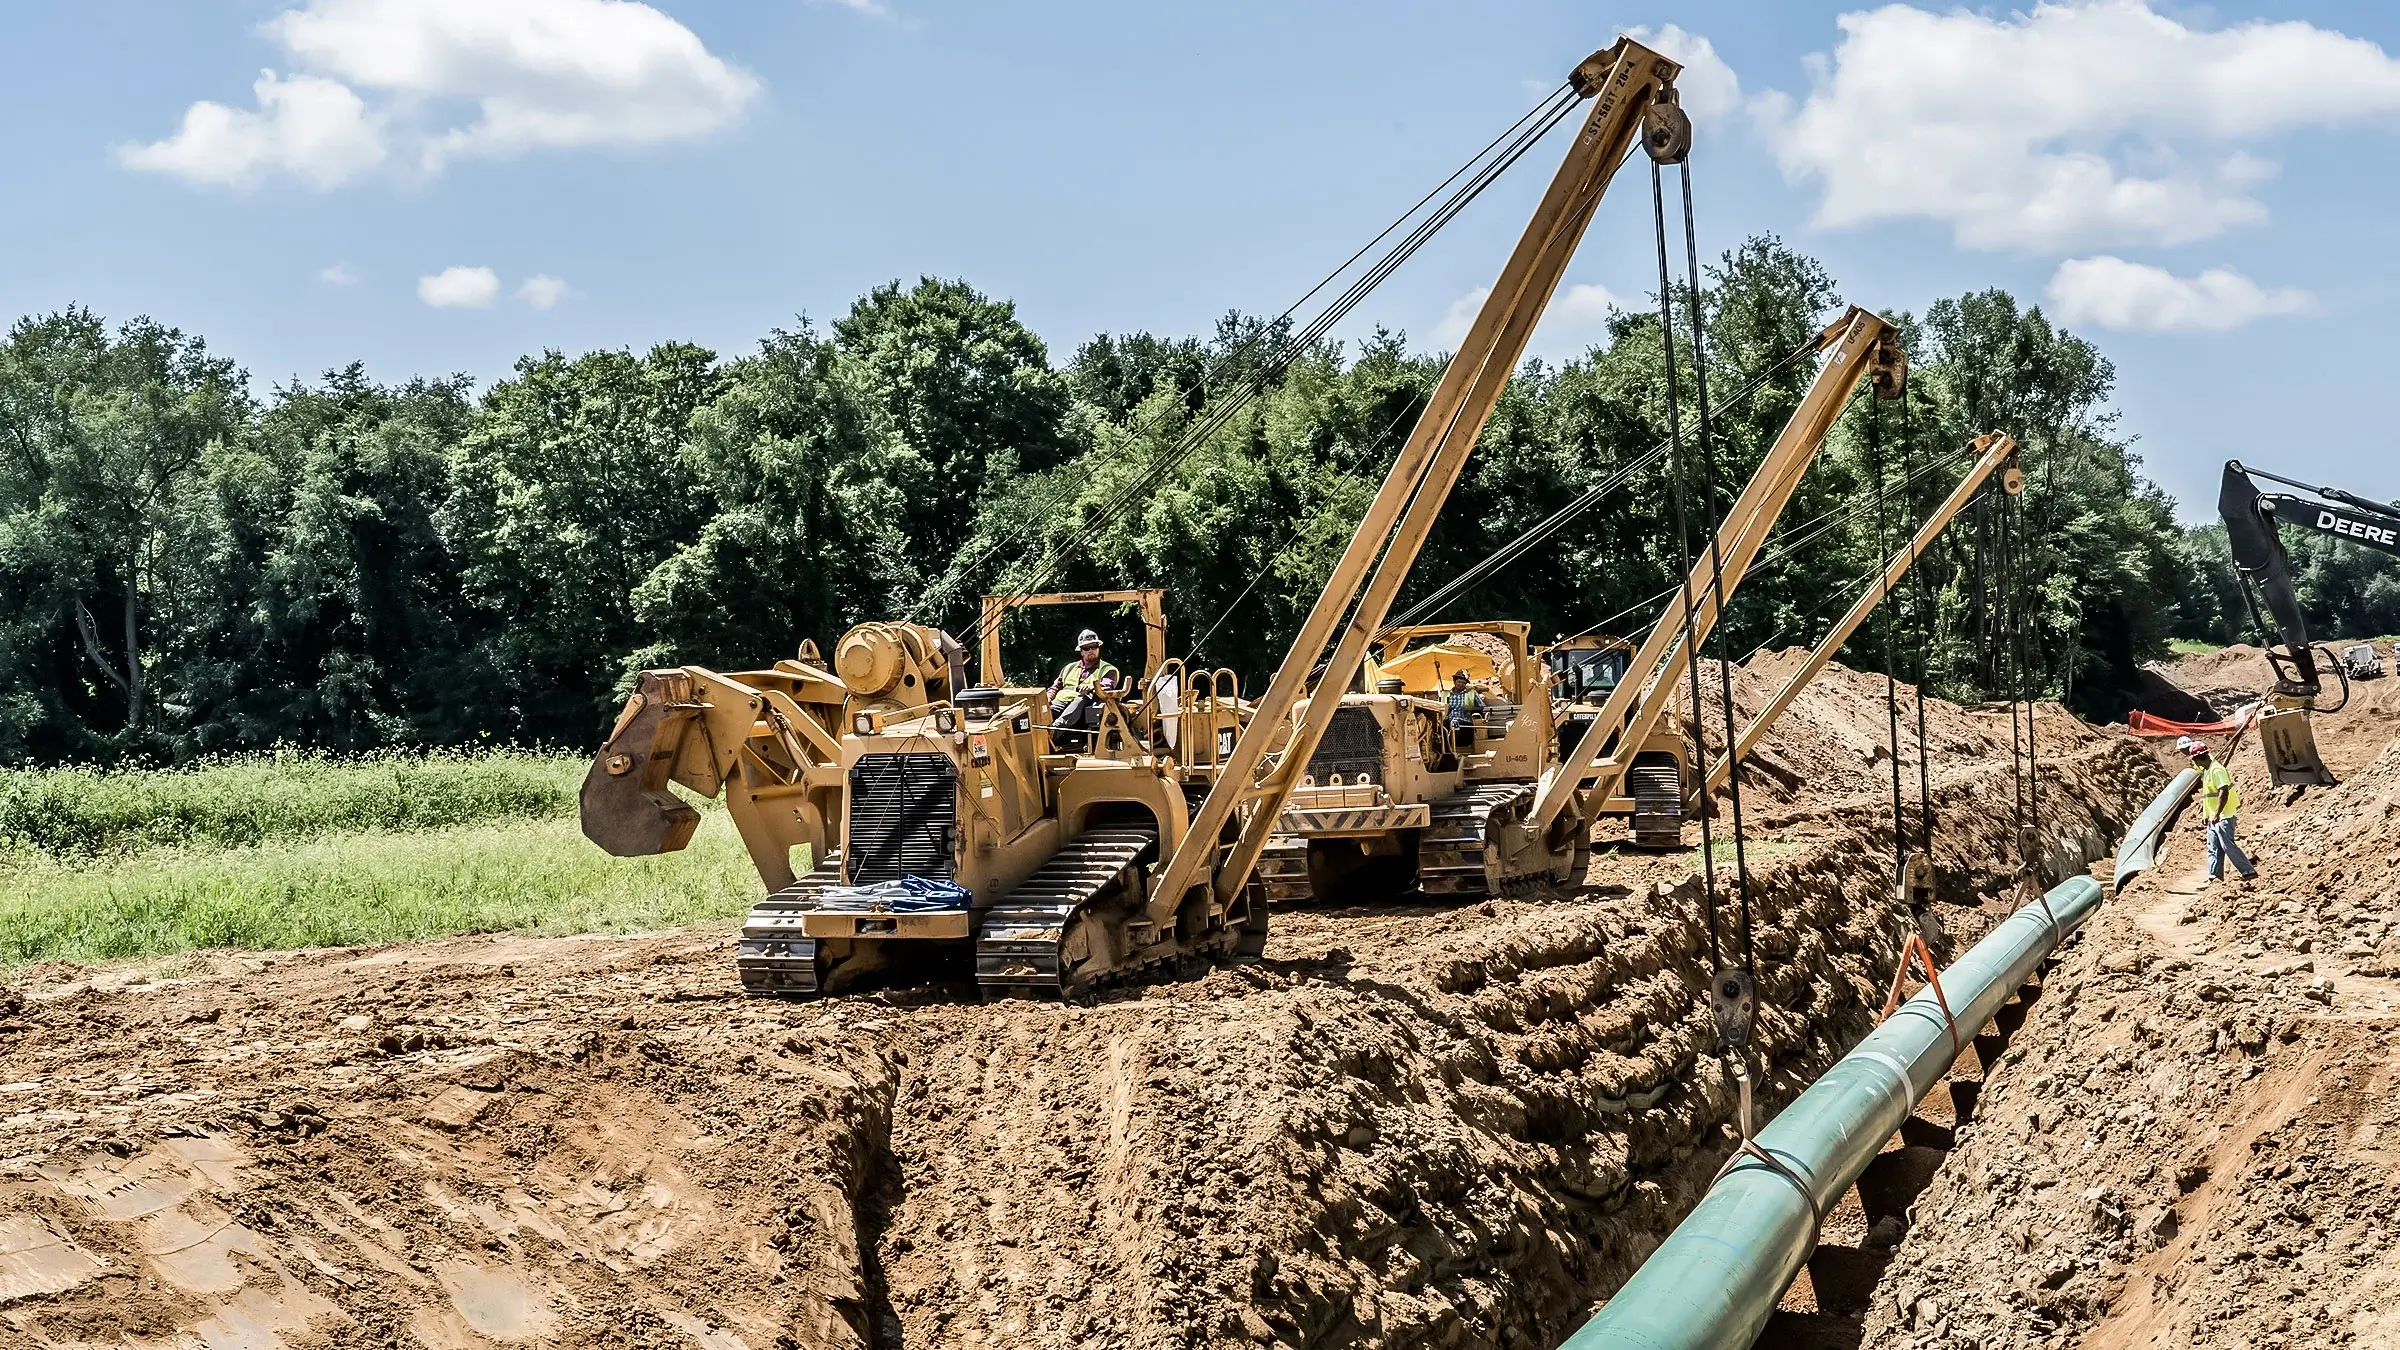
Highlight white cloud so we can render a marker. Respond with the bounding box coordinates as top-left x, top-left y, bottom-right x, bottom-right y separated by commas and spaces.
123, 0, 760, 189
1432, 287, 1491, 350
810, 0, 890, 16
119, 71, 384, 189
1434, 281, 1621, 354
1551, 282, 1622, 331
515, 274, 568, 309
418, 265, 501, 309
1754, 1, 2400, 251
2045, 256, 2311, 332
1627, 24, 1745, 122
317, 262, 360, 285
